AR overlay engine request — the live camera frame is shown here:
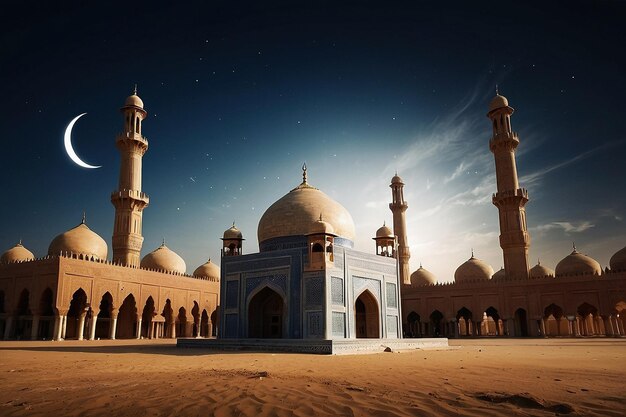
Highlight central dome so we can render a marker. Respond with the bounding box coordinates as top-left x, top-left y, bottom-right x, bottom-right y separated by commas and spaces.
257, 169, 355, 245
